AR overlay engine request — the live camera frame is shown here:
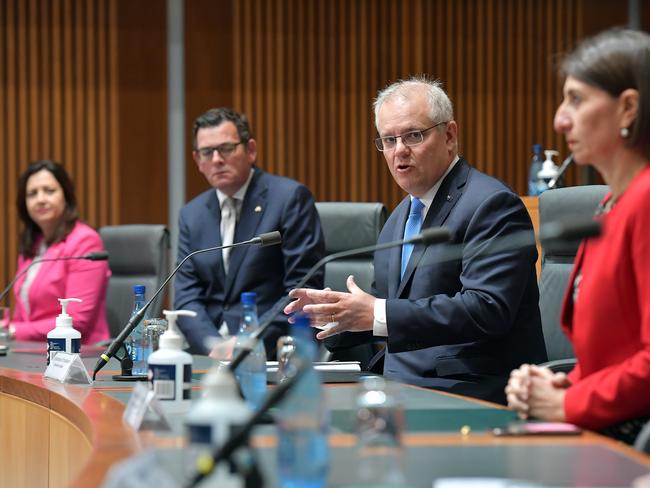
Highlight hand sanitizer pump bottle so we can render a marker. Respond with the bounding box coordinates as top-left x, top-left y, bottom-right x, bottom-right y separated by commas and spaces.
536, 149, 560, 194
185, 365, 252, 487
147, 309, 195, 413
47, 298, 82, 365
